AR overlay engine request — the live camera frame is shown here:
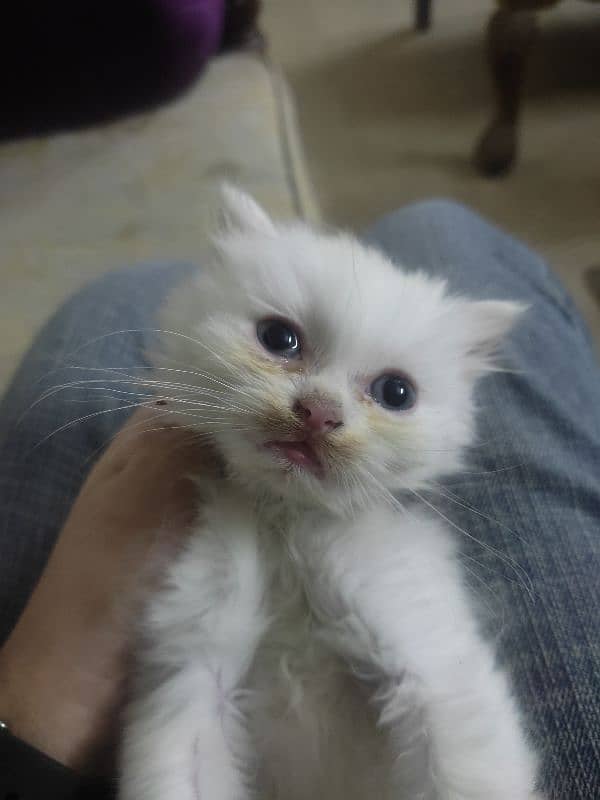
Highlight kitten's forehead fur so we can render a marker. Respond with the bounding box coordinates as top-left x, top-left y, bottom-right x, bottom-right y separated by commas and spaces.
212, 187, 520, 374
157, 186, 524, 511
